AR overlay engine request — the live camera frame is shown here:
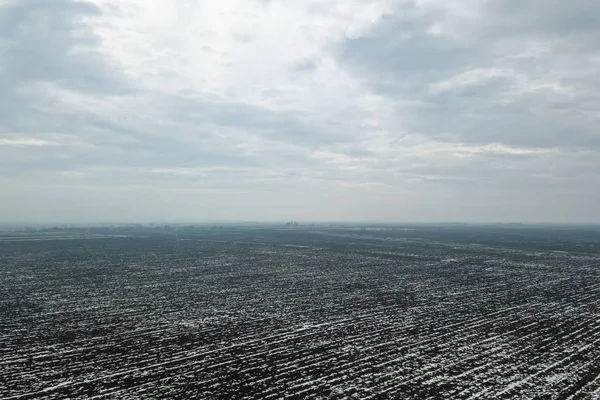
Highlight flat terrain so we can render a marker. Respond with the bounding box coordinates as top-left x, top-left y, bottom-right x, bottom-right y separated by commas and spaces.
1, 227, 600, 399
